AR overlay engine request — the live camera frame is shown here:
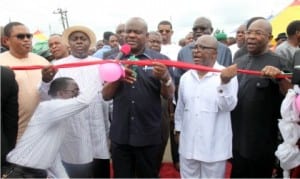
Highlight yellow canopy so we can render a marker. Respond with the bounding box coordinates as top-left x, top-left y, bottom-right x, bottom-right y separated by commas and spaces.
270, 0, 300, 44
